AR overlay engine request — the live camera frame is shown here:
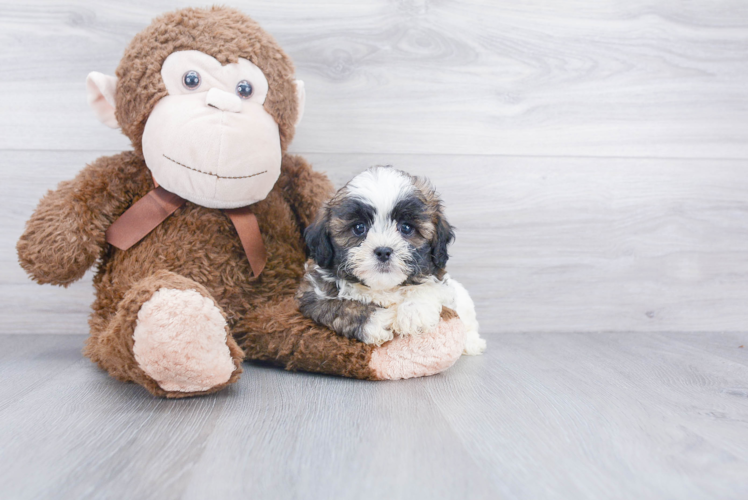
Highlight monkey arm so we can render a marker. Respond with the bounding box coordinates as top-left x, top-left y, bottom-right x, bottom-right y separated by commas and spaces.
17, 152, 149, 286
236, 296, 465, 381
276, 154, 334, 231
